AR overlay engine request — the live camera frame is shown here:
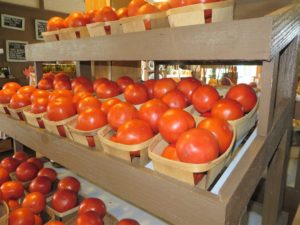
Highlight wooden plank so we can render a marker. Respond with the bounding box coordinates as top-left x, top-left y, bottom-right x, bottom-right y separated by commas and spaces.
13, 139, 24, 152
292, 204, 300, 225
75, 61, 92, 80
34, 61, 43, 83
0, 114, 225, 225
